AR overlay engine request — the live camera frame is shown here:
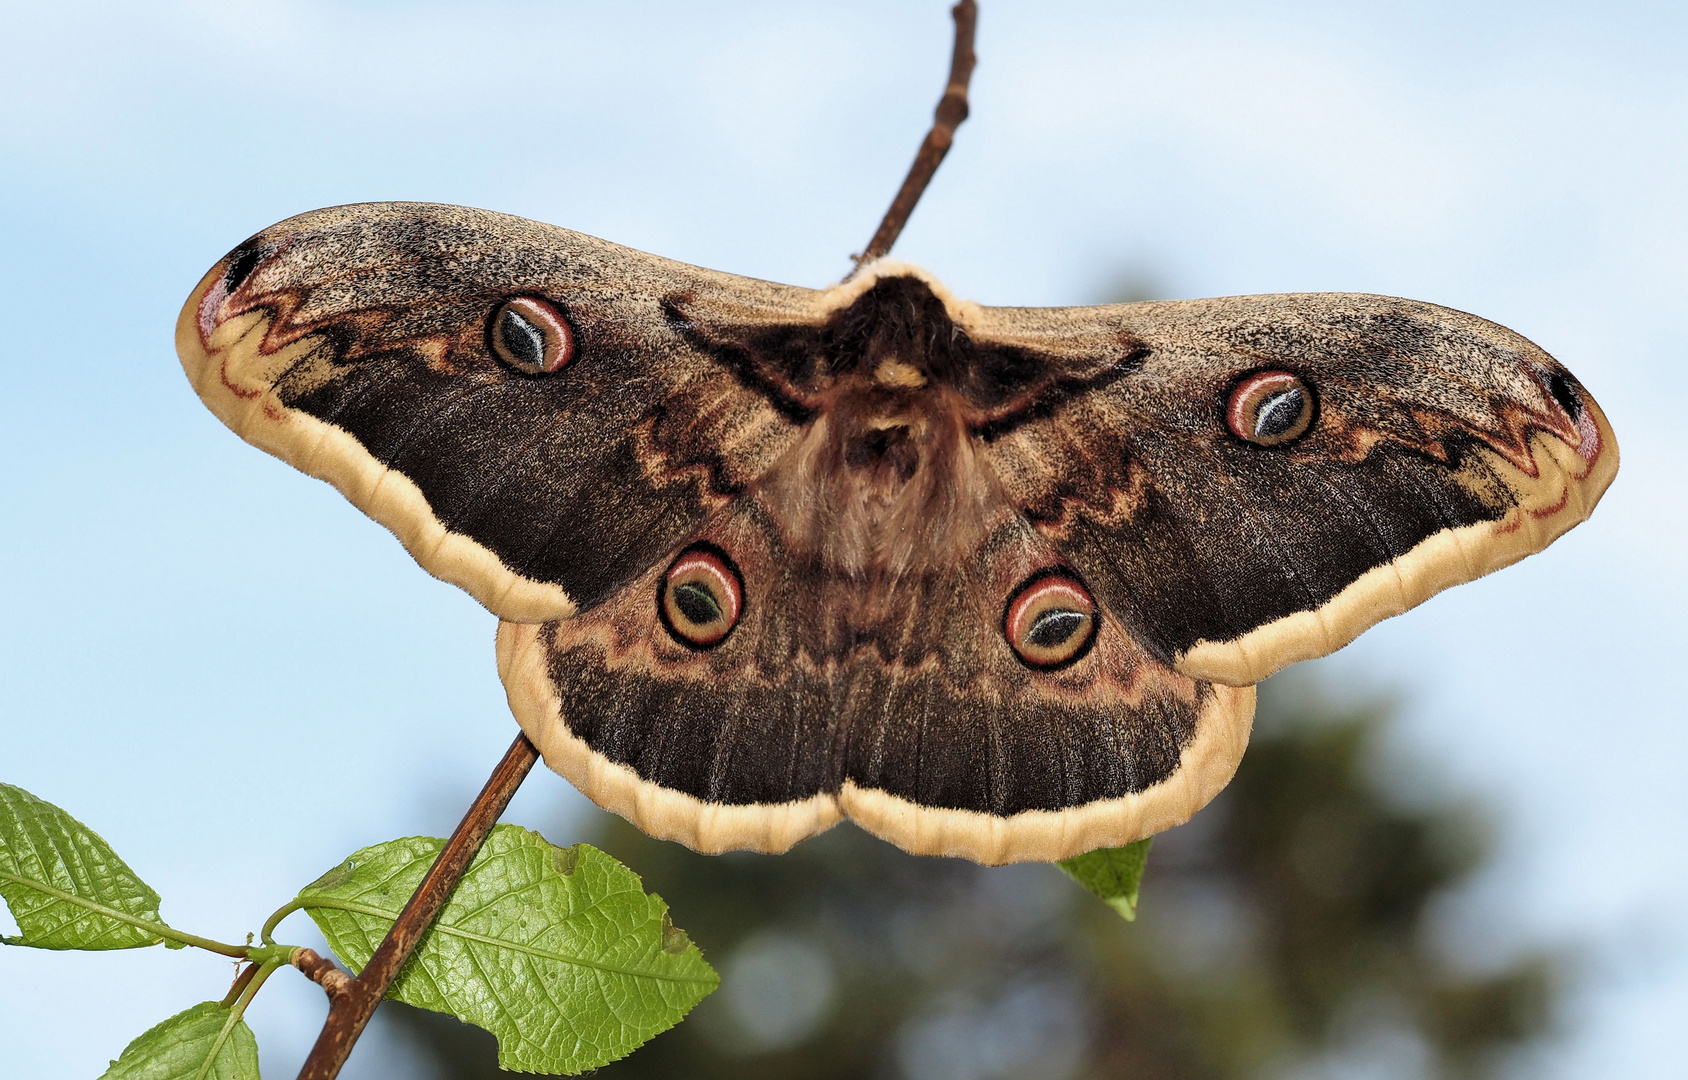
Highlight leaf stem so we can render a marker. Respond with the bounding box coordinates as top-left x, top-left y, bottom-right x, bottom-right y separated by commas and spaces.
218, 944, 300, 1007
261, 897, 307, 946
232, 957, 282, 1019
0, 870, 248, 957
195, 957, 284, 1080
218, 960, 261, 1008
